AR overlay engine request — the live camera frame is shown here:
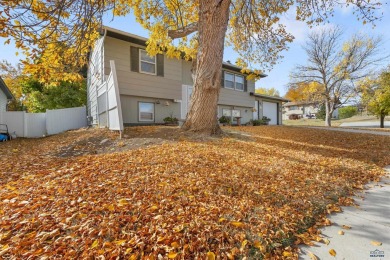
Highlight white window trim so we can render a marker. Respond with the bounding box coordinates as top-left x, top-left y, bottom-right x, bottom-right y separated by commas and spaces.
138, 102, 155, 122
234, 75, 245, 92
224, 71, 245, 91
224, 72, 235, 89
139, 49, 157, 75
